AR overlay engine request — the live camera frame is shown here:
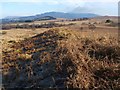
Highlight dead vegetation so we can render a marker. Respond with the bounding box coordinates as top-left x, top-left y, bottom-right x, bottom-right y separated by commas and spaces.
0, 31, 7, 35
2, 28, 120, 89
1, 22, 75, 30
